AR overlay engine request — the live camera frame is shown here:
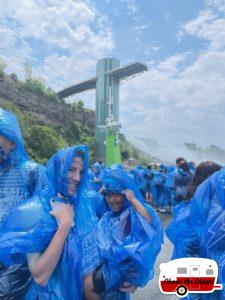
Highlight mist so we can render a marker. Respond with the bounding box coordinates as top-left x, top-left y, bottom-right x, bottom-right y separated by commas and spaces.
127, 137, 225, 165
